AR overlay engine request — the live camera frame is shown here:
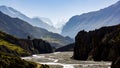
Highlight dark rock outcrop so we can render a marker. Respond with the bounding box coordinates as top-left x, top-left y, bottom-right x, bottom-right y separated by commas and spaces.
55, 43, 74, 52
18, 39, 53, 54
74, 24, 120, 61
32, 39, 53, 53
111, 57, 120, 68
